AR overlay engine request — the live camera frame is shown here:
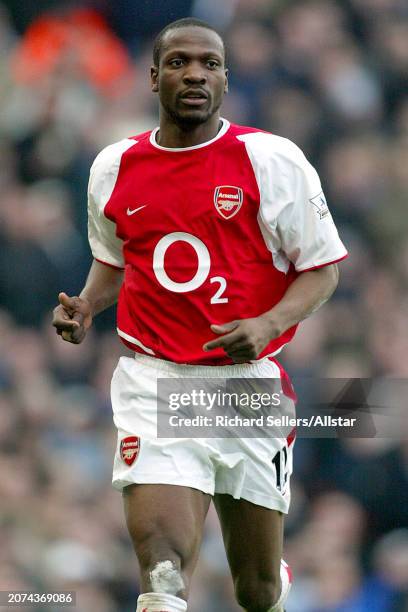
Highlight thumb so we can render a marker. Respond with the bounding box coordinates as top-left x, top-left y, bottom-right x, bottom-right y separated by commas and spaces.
210, 321, 240, 335
58, 292, 78, 313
